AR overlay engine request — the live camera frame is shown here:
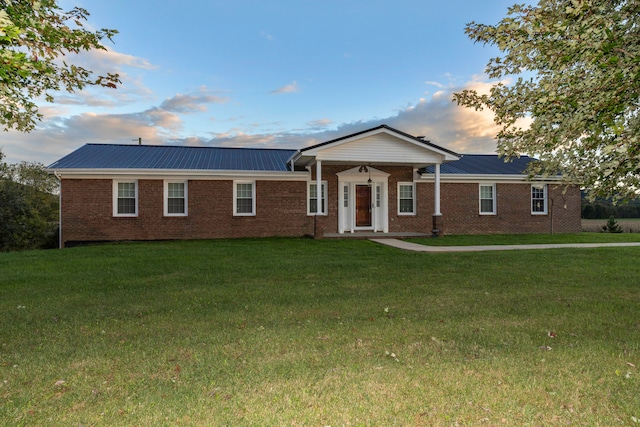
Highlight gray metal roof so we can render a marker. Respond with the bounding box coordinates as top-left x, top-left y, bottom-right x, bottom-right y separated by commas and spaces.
423, 154, 535, 175
48, 143, 535, 176
48, 144, 297, 171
